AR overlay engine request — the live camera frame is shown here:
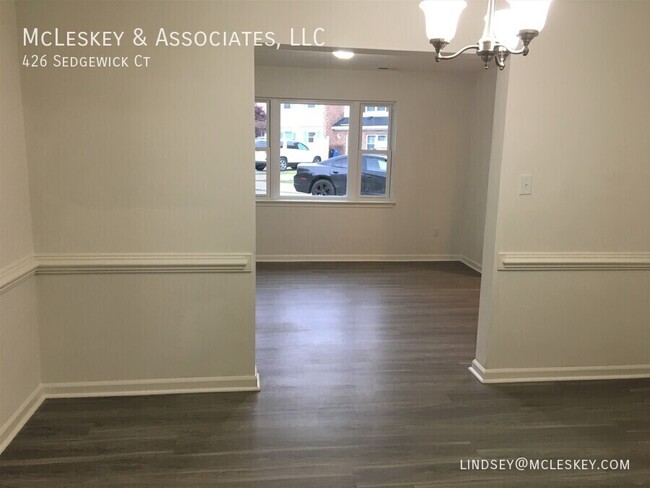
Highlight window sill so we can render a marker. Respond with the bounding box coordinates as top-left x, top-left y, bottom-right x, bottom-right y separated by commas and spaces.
256, 199, 396, 208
